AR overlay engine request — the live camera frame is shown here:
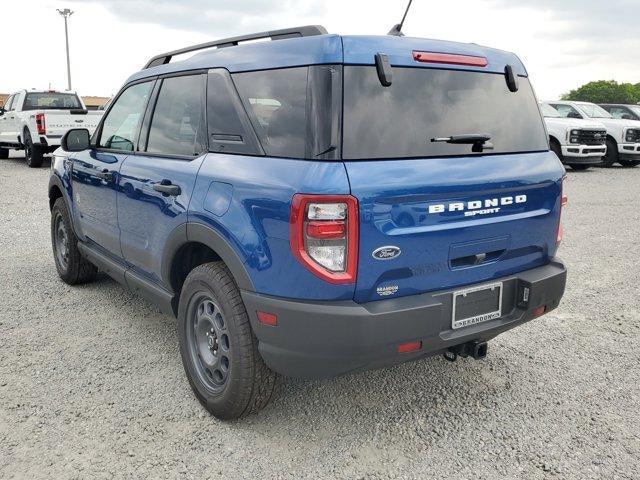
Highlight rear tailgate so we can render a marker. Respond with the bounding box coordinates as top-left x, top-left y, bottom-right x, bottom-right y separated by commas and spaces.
340, 38, 565, 303
41, 109, 102, 137
345, 153, 563, 303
